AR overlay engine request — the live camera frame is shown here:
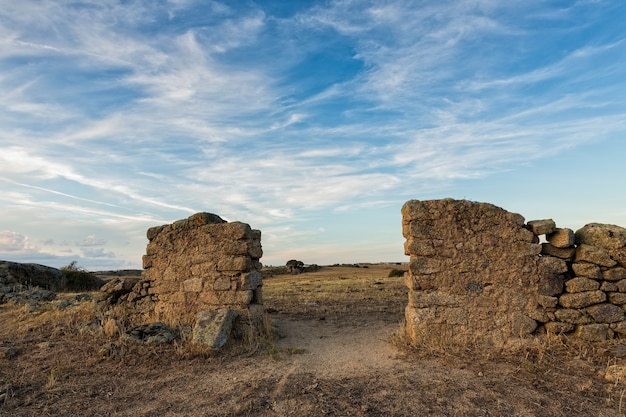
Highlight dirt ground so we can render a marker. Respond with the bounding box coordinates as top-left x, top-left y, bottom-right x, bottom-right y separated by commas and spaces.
2, 264, 626, 416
